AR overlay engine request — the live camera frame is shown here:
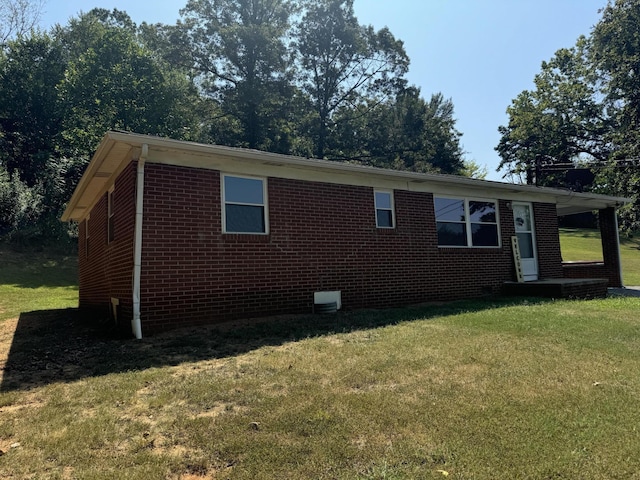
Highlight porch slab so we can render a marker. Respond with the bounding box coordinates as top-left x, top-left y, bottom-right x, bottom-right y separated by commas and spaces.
503, 278, 609, 299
